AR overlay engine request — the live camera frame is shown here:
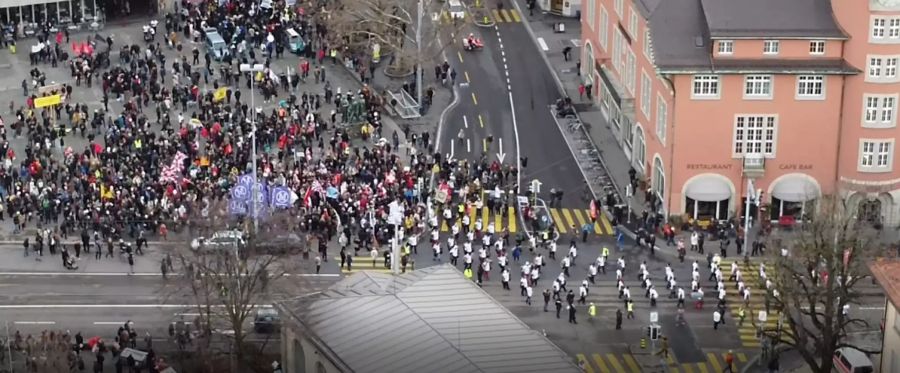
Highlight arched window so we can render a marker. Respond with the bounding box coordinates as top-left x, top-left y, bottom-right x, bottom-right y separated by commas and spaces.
653, 157, 665, 205
316, 361, 327, 373
293, 339, 305, 373
582, 42, 595, 79
634, 126, 646, 172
